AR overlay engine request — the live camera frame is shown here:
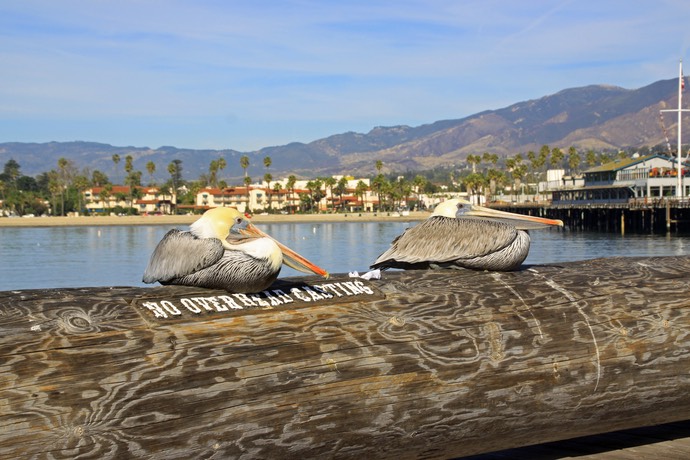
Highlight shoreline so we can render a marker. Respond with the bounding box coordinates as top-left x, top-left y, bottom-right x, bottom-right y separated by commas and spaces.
0, 211, 428, 228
